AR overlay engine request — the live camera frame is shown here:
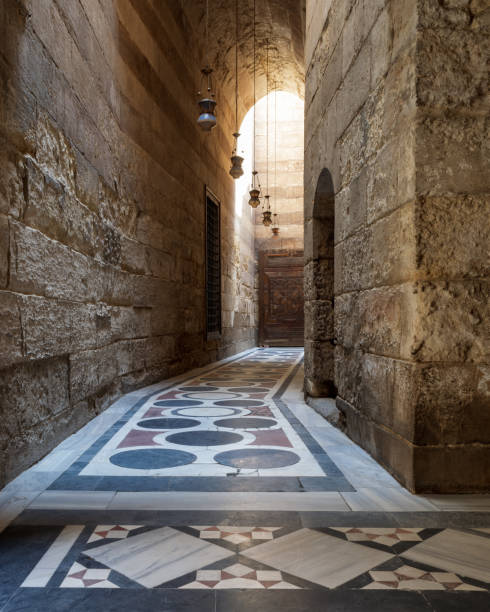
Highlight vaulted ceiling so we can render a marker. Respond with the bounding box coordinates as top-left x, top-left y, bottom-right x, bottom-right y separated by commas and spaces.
182, 0, 306, 114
